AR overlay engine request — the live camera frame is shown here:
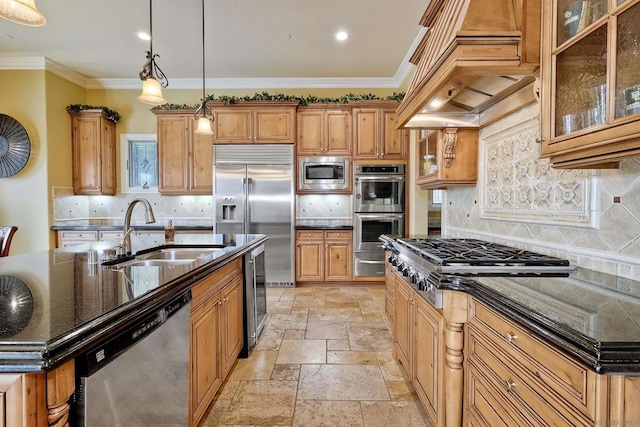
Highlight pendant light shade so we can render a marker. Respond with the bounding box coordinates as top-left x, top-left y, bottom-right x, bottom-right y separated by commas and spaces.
194, 0, 213, 135
138, 0, 168, 105
138, 76, 167, 105
195, 117, 214, 135
0, 0, 46, 26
